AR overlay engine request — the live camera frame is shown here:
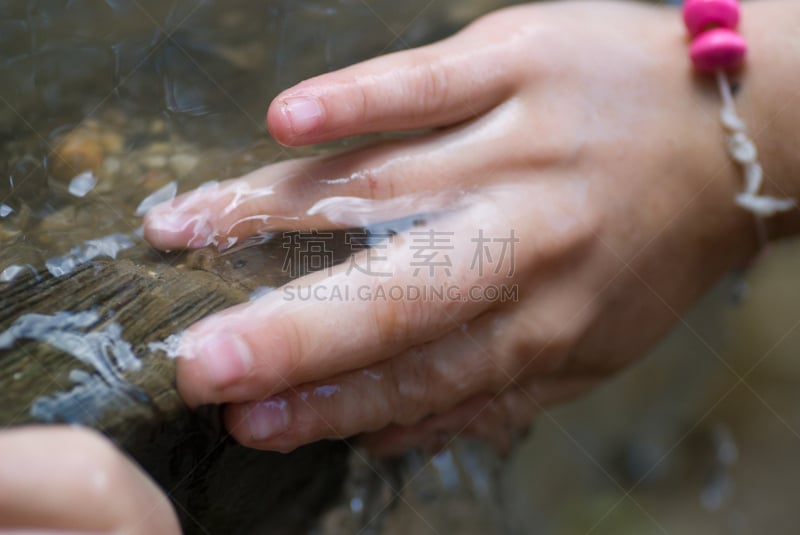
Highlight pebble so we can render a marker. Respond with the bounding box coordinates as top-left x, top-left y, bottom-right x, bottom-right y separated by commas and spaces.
100, 131, 124, 153
50, 131, 105, 181
38, 205, 77, 235
50, 124, 126, 182
169, 153, 199, 176
146, 142, 172, 155
143, 154, 168, 169
140, 169, 173, 191
0, 227, 20, 241
102, 156, 122, 176
149, 119, 167, 136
